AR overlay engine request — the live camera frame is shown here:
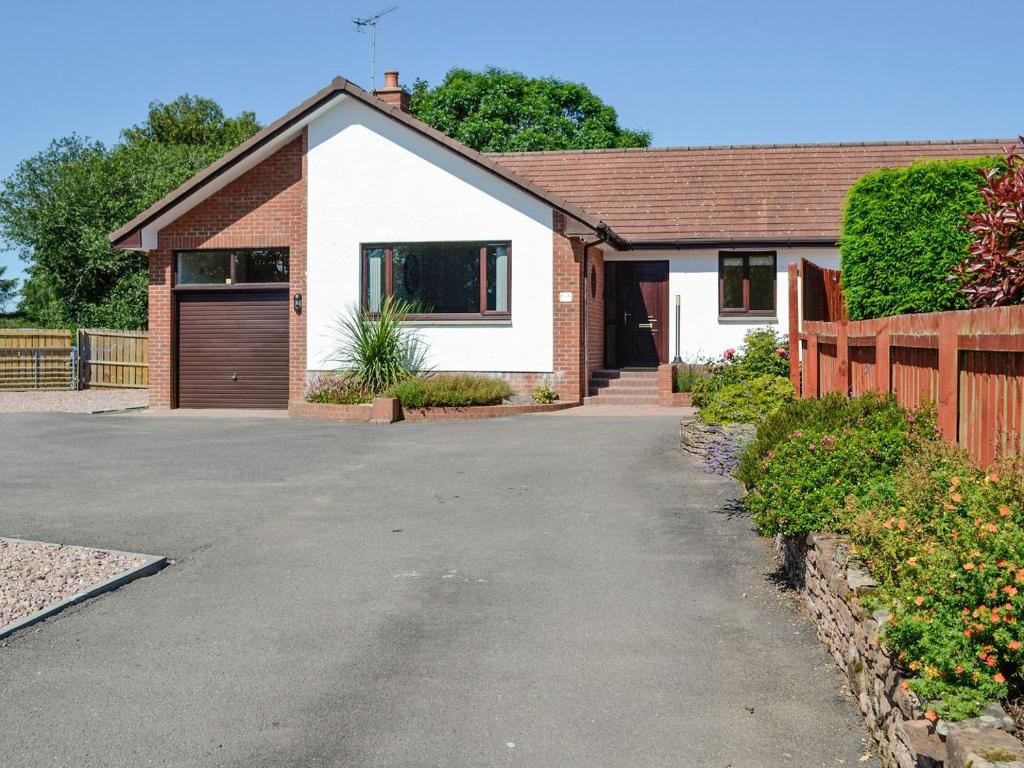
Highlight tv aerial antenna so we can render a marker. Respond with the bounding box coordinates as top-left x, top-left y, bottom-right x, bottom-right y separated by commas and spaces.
353, 5, 399, 90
